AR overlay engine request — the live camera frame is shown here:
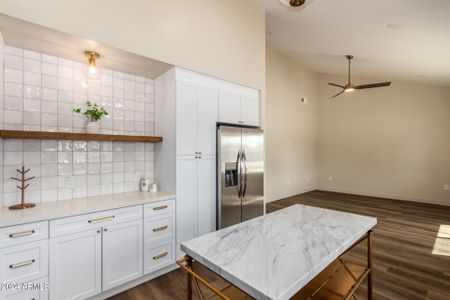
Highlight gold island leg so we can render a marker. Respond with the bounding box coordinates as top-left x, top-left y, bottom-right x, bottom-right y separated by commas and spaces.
186, 256, 193, 300
367, 231, 373, 300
